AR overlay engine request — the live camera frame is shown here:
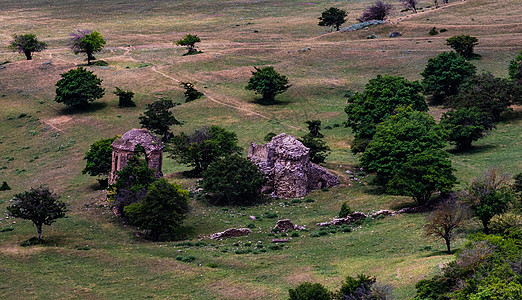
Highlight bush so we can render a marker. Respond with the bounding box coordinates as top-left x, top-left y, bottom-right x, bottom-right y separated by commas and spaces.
180, 82, 203, 102
338, 202, 352, 218
289, 282, 331, 300
446, 35, 478, 58
358, 1, 392, 22
200, 155, 267, 205
490, 213, 522, 235
264, 132, 277, 142
0, 181, 11, 191
55, 67, 105, 107
114, 87, 135, 107
429, 27, 438, 35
